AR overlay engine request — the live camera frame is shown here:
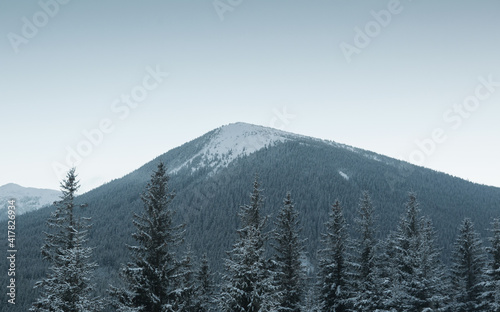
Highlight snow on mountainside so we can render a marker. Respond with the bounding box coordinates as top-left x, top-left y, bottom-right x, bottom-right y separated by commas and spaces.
169, 122, 392, 175
0, 183, 61, 220
170, 122, 307, 174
